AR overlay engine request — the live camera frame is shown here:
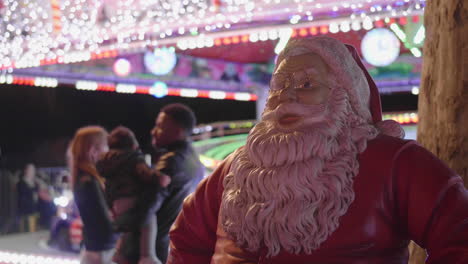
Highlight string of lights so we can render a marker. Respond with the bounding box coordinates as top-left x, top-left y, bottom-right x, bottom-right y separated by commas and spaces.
0, 0, 425, 70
